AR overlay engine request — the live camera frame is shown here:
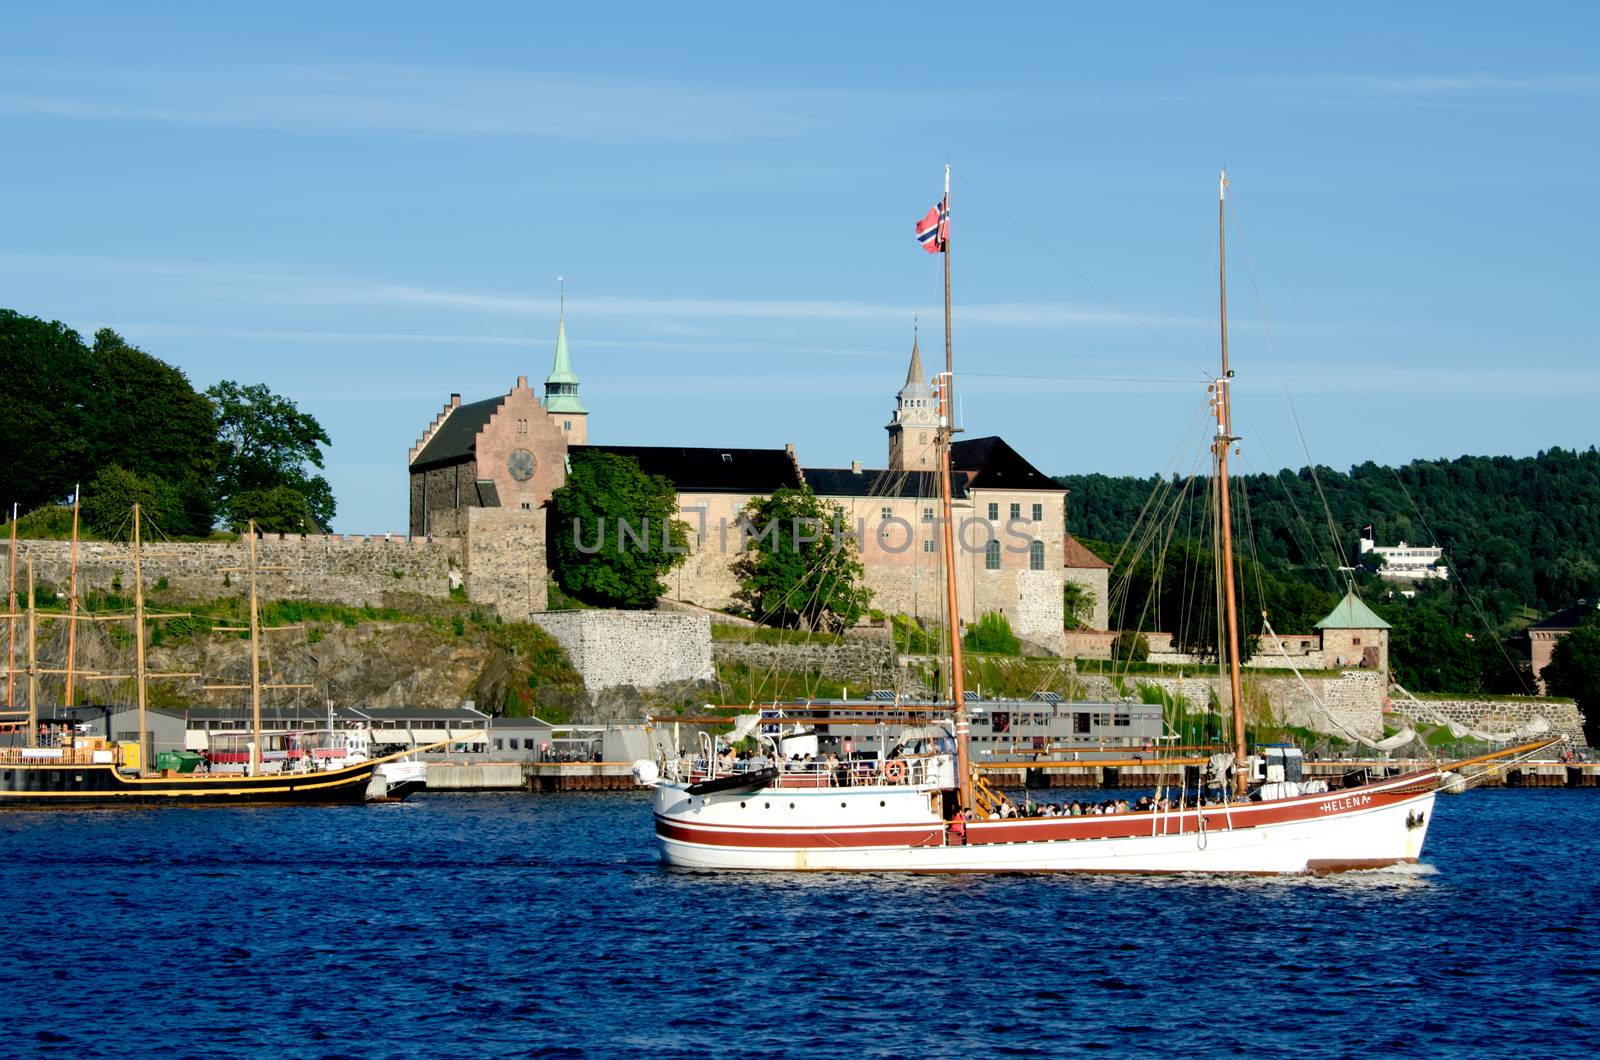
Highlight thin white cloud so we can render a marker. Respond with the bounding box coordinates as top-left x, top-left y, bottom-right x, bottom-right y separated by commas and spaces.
0, 251, 1200, 331
0, 60, 844, 140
